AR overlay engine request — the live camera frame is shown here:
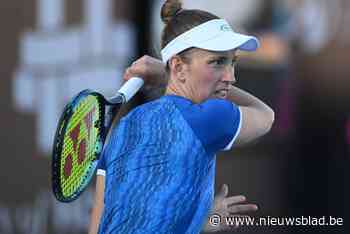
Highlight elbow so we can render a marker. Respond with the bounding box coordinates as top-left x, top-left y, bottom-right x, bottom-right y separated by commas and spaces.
263, 107, 275, 134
